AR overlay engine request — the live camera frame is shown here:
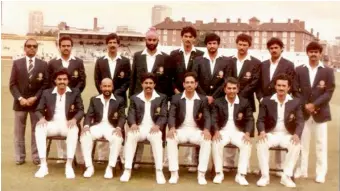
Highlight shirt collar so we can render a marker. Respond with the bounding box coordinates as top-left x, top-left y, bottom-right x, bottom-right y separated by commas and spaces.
181, 91, 201, 100
179, 45, 197, 53
136, 90, 160, 102
203, 51, 223, 61
225, 95, 240, 105
303, 61, 325, 69
141, 48, 162, 56
26, 56, 35, 62
103, 53, 122, 61
270, 56, 282, 65
56, 55, 76, 61
232, 54, 251, 62
52, 86, 72, 94
270, 93, 293, 103
95, 93, 116, 101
